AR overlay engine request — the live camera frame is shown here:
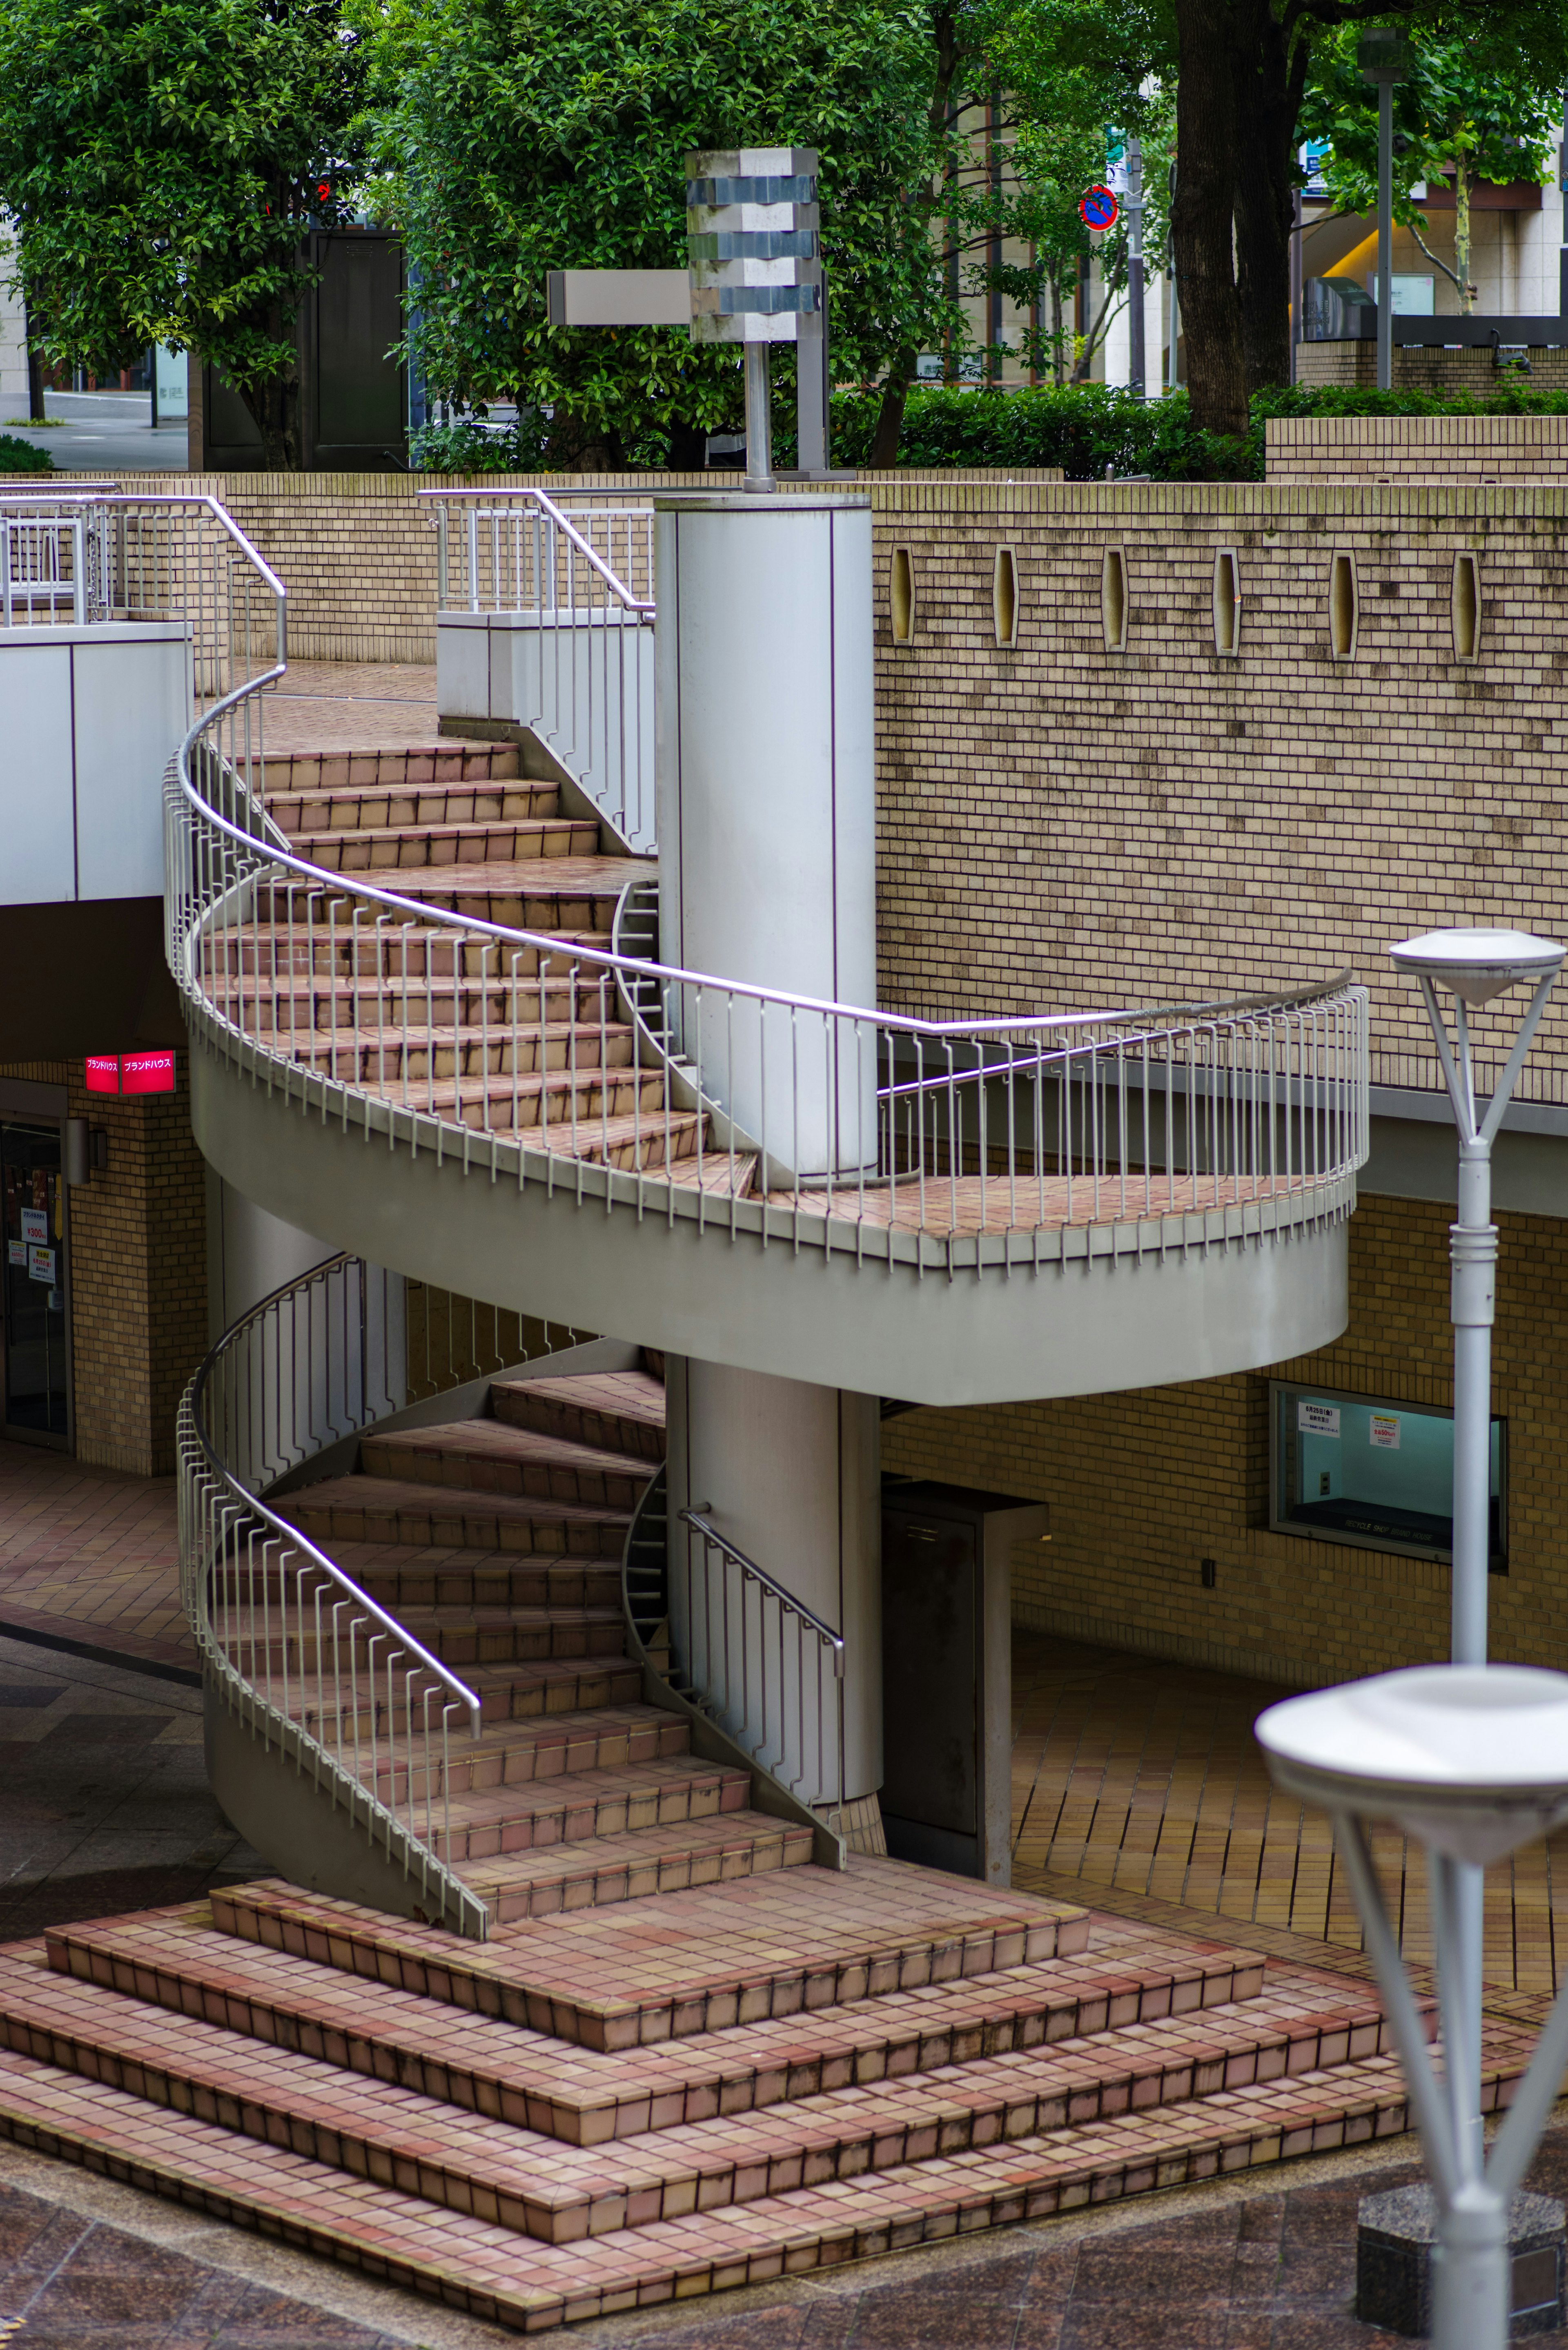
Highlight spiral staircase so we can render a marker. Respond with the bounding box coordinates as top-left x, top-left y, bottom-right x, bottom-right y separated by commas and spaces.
0, 490, 1458, 2334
